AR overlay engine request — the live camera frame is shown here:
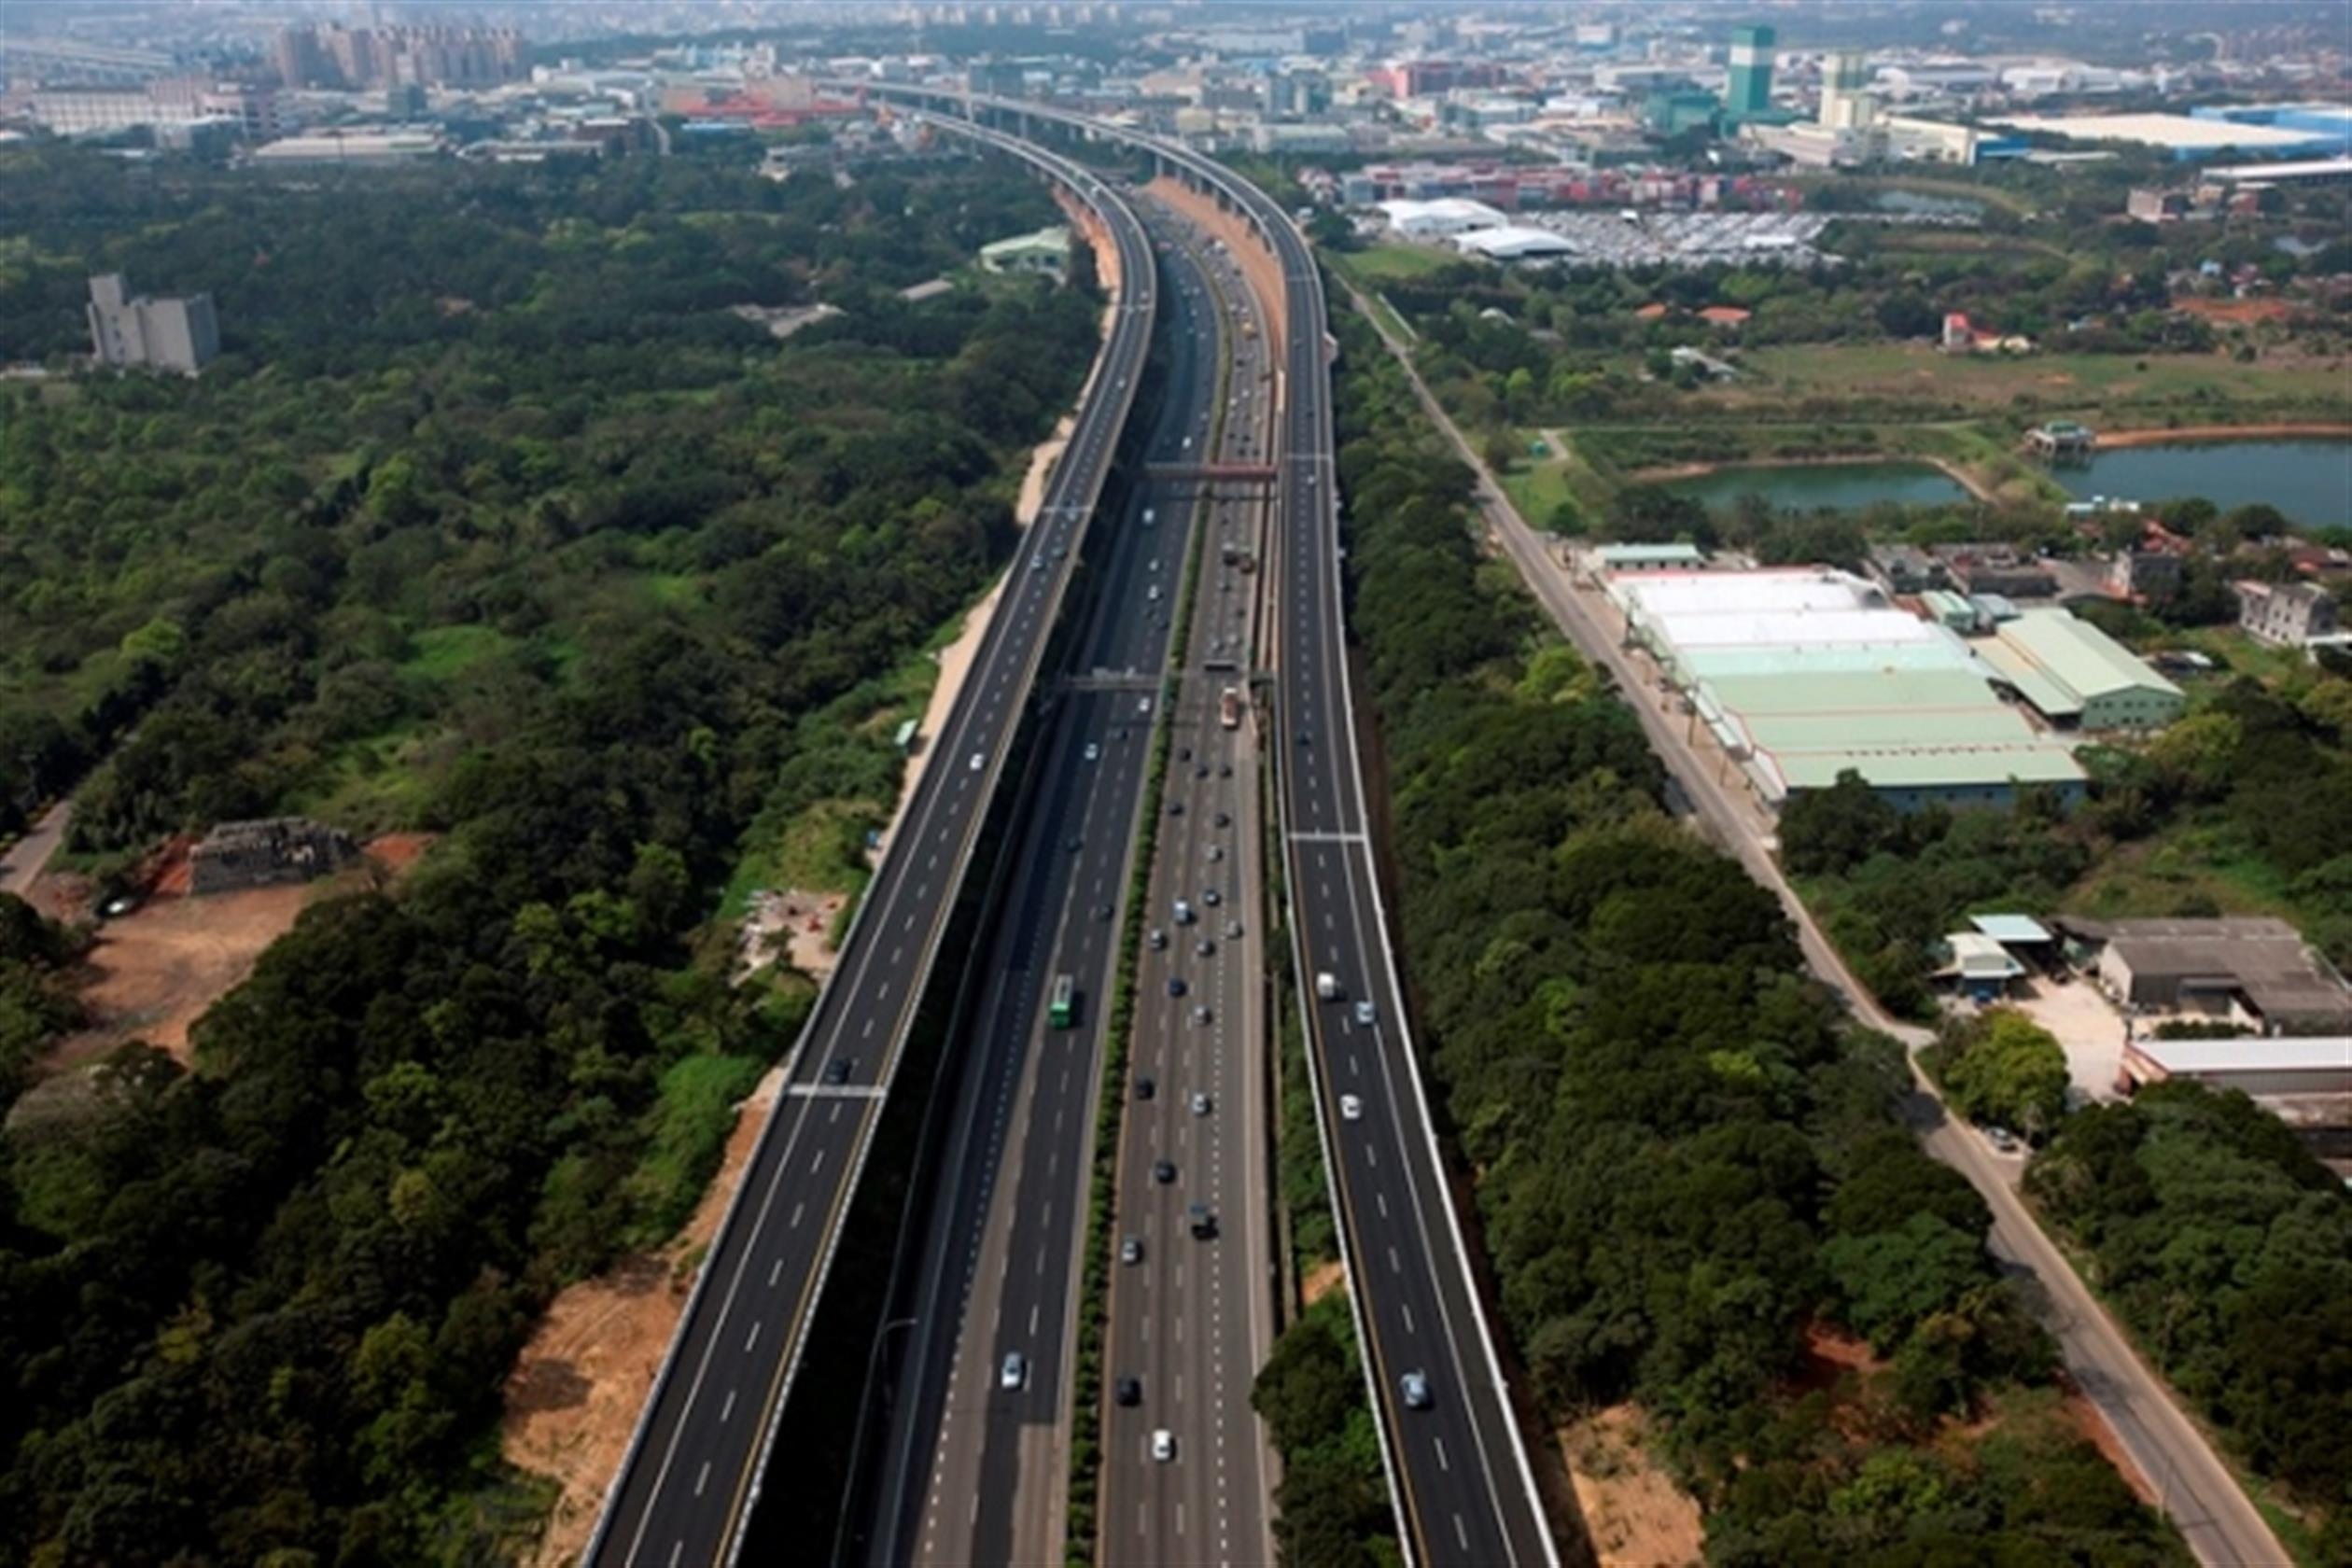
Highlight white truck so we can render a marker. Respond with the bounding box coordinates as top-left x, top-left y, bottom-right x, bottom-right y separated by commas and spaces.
1315, 972, 1340, 1001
